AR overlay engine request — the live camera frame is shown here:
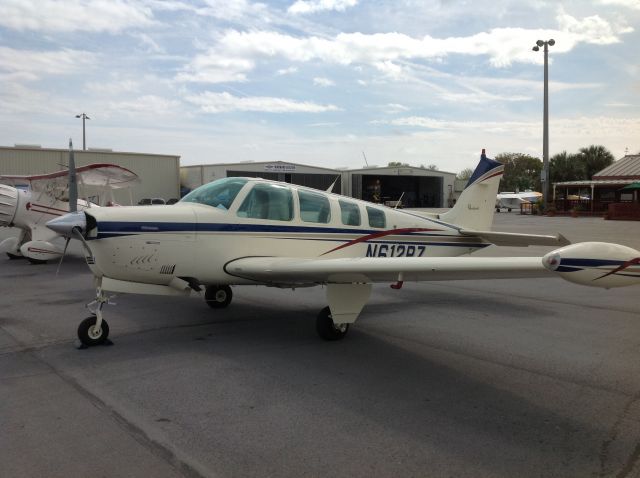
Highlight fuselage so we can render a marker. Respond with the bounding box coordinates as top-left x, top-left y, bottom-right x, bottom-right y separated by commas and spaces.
81, 178, 489, 286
